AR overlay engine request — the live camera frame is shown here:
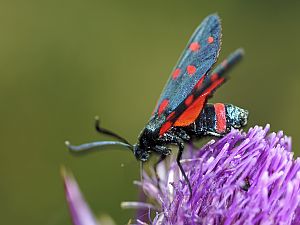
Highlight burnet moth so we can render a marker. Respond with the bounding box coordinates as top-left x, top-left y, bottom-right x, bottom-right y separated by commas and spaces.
66, 14, 249, 198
